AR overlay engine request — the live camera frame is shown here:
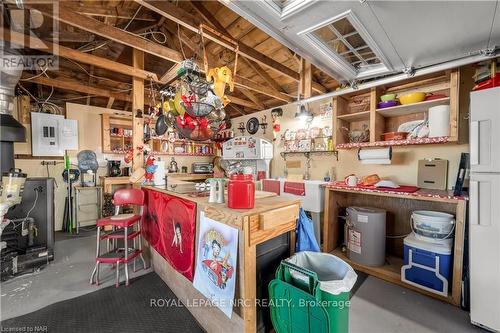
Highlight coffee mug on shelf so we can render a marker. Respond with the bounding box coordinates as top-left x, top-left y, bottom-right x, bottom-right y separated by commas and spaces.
344, 174, 358, 187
